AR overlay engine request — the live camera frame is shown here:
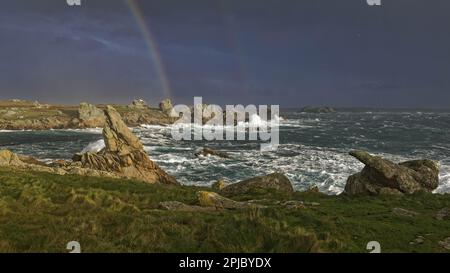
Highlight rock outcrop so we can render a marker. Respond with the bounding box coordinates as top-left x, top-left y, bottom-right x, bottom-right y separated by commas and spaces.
76, 105, 178, 185
219, 173, 294, 196
159, 99, 173, 115
0, 99, 177, 130
0, 150, 24, 166
128, 99, 149, 110
344, 150, 439, 195
78, 103, 106, 128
